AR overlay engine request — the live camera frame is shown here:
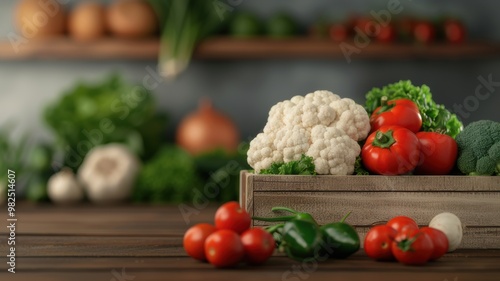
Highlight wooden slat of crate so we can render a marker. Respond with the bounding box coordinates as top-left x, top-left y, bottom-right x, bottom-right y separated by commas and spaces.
240, 171, 500, 249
